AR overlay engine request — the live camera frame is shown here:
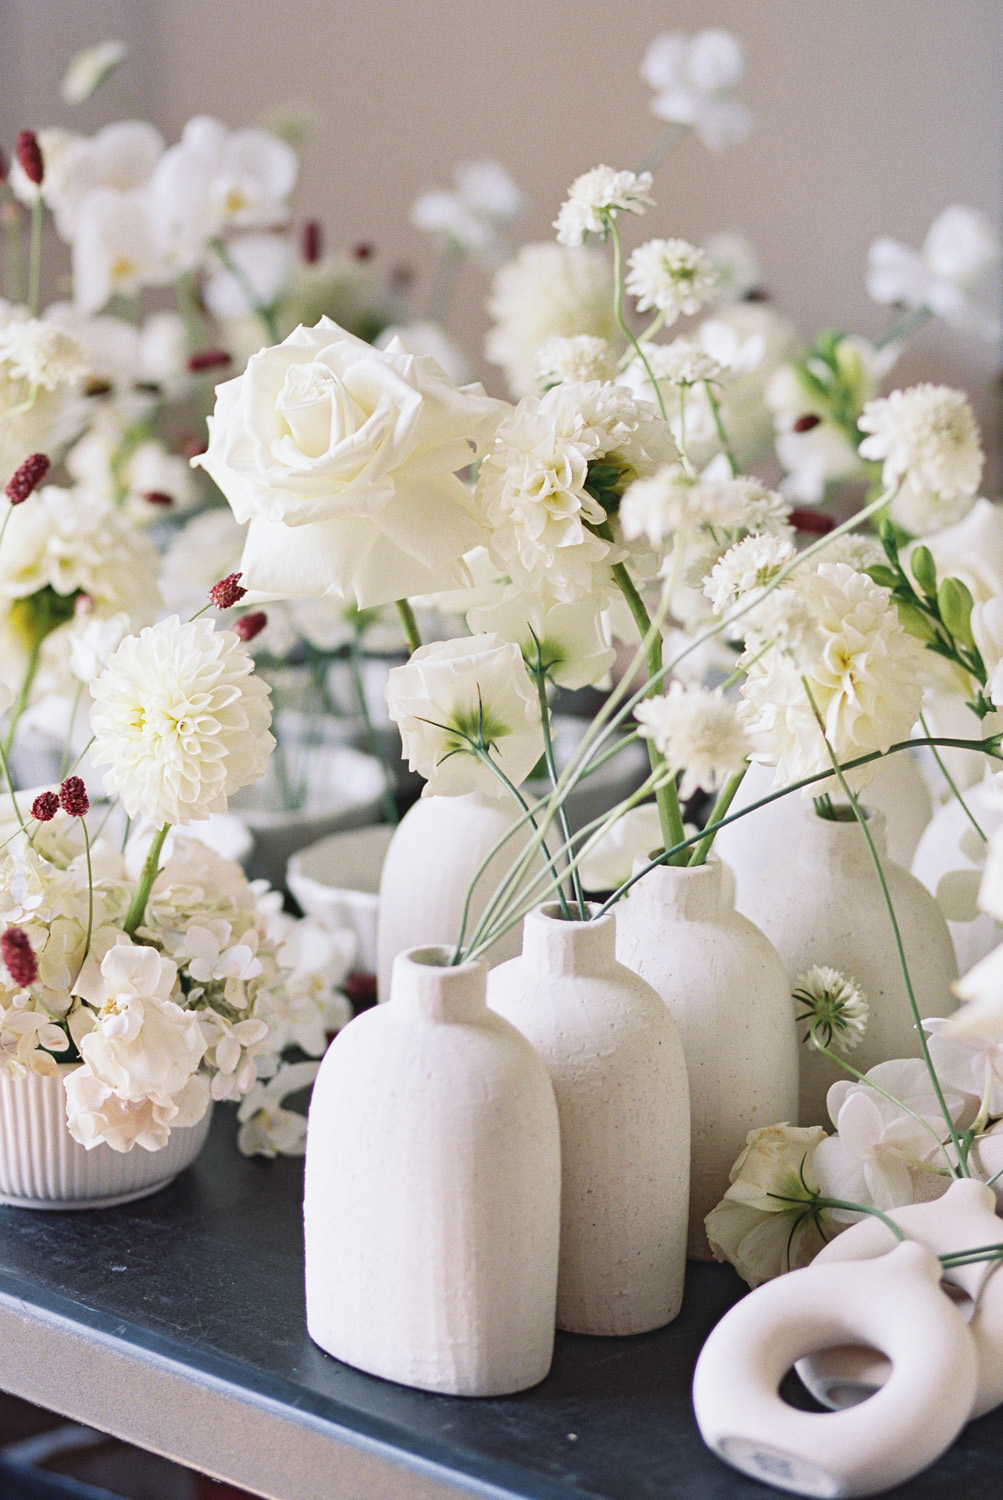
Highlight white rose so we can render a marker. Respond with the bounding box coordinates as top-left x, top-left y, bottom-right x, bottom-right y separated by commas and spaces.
196, 318, 507, 610
386, 633, 543, 797
77, 943, 207, 1102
